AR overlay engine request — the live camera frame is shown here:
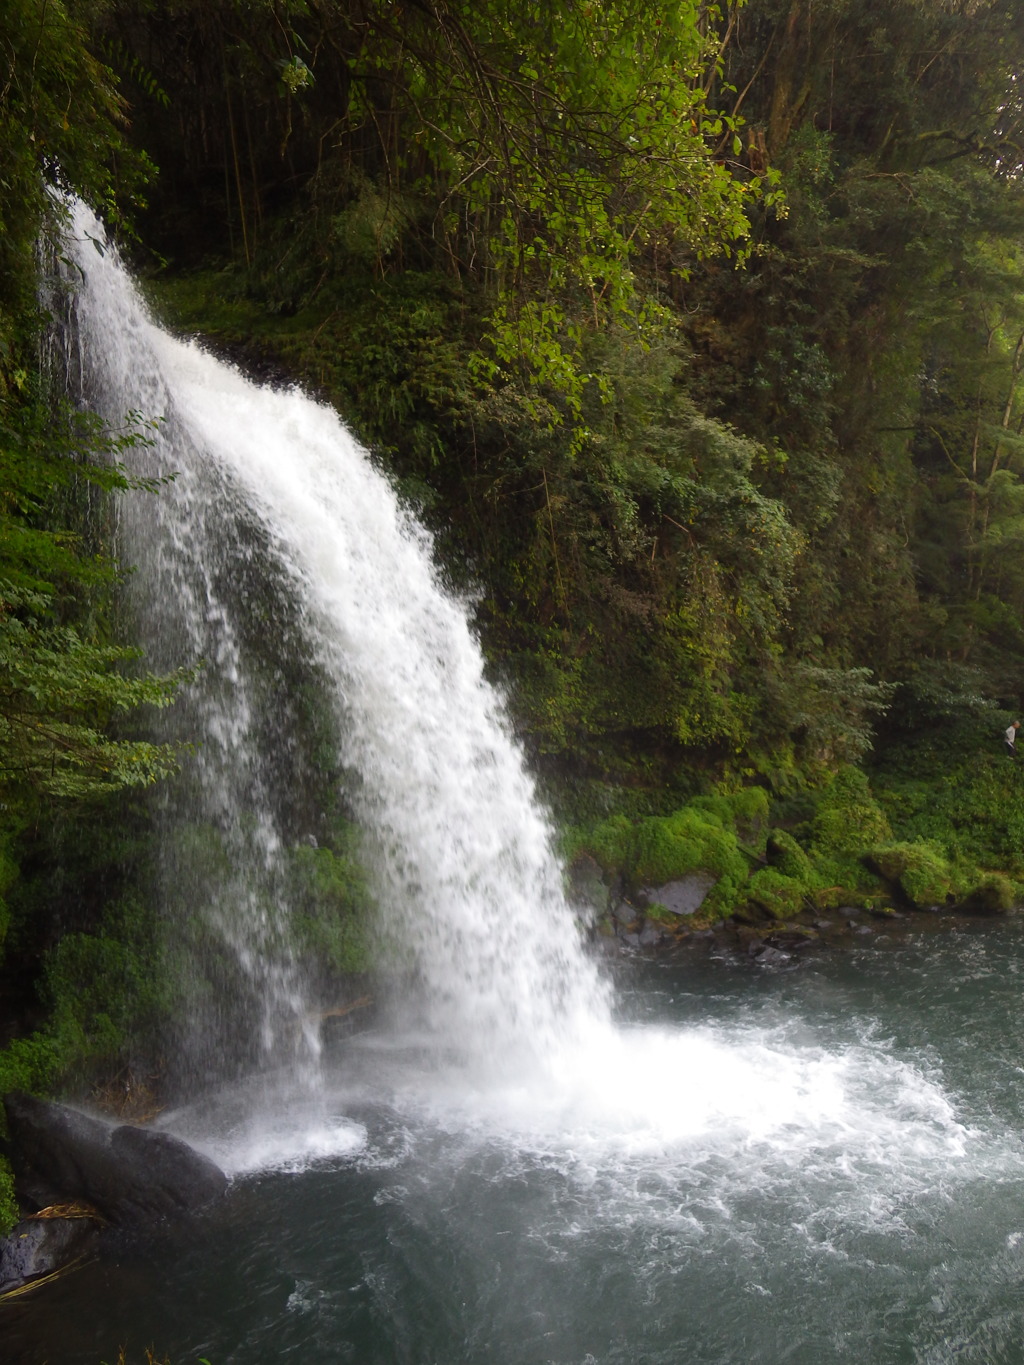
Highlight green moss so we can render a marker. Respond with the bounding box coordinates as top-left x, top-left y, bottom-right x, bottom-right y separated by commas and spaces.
765, 829, 814, 880
631, 809, 745, 883
960, 872, 1016, 914
0, 1034, 61, 1107
691, 786, 771, 843
810, 852, 887, 908
744, 866, 807, 919
868, 841, 954, 907
628, 807, 751, 920
0, 1154, 17, 1236
643, 901, 680, 926
570, 813, 634, 873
